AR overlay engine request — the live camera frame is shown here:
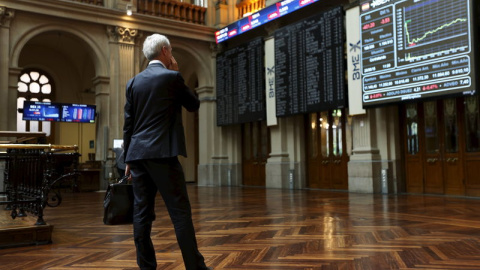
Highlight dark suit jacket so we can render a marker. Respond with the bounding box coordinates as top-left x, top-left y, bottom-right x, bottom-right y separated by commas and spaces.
123, 63, 200, 163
